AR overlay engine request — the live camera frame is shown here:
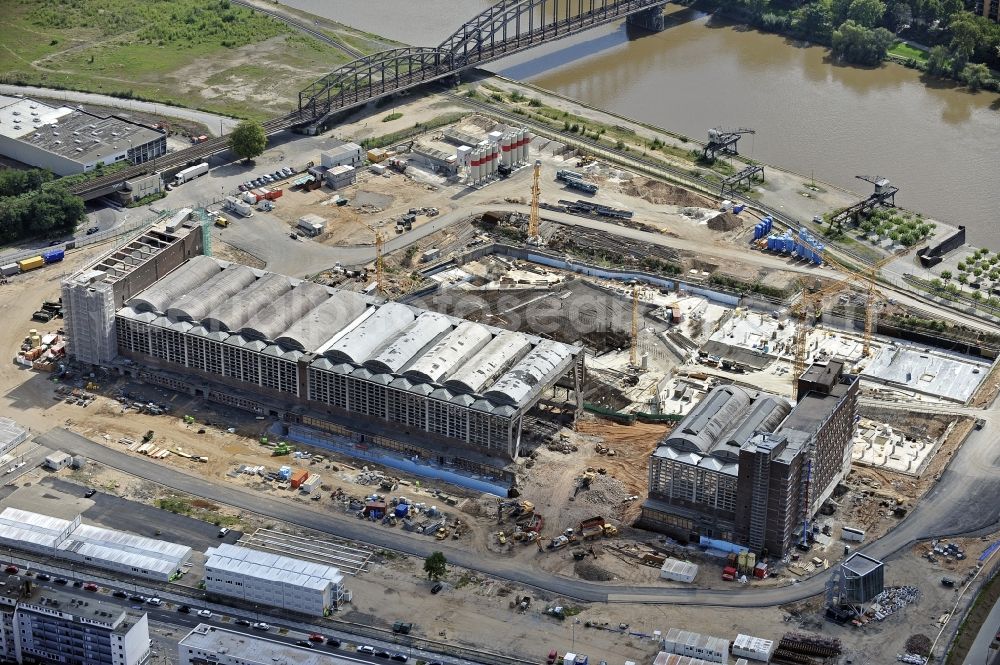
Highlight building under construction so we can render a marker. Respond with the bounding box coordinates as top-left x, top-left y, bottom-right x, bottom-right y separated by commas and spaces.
639, 361, 858, 556
63, 219, 583, 476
